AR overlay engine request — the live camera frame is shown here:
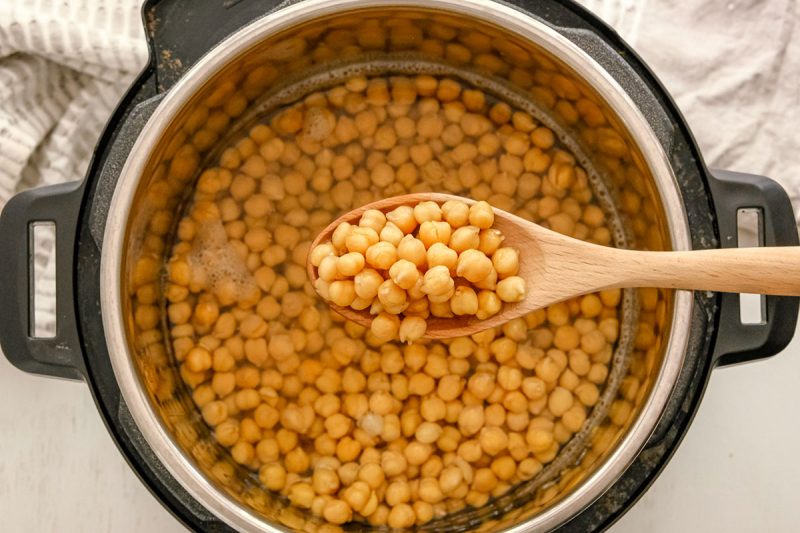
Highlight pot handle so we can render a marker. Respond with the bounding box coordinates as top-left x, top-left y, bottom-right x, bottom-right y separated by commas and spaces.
708, 169, 799, 367
0, 182, 85, 380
